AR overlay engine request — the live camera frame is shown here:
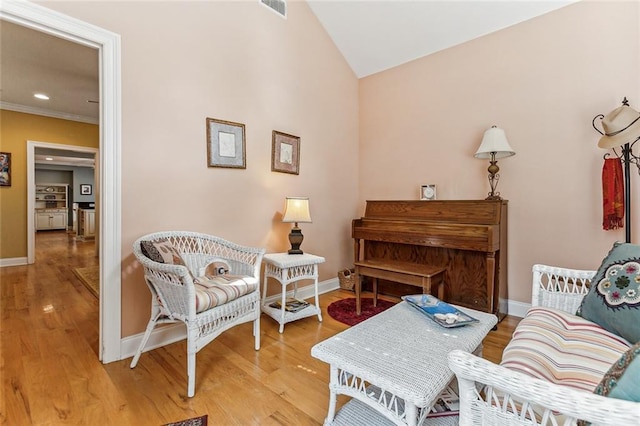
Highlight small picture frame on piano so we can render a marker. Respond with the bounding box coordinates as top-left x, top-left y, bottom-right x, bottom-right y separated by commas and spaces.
420, 184, 437, 200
